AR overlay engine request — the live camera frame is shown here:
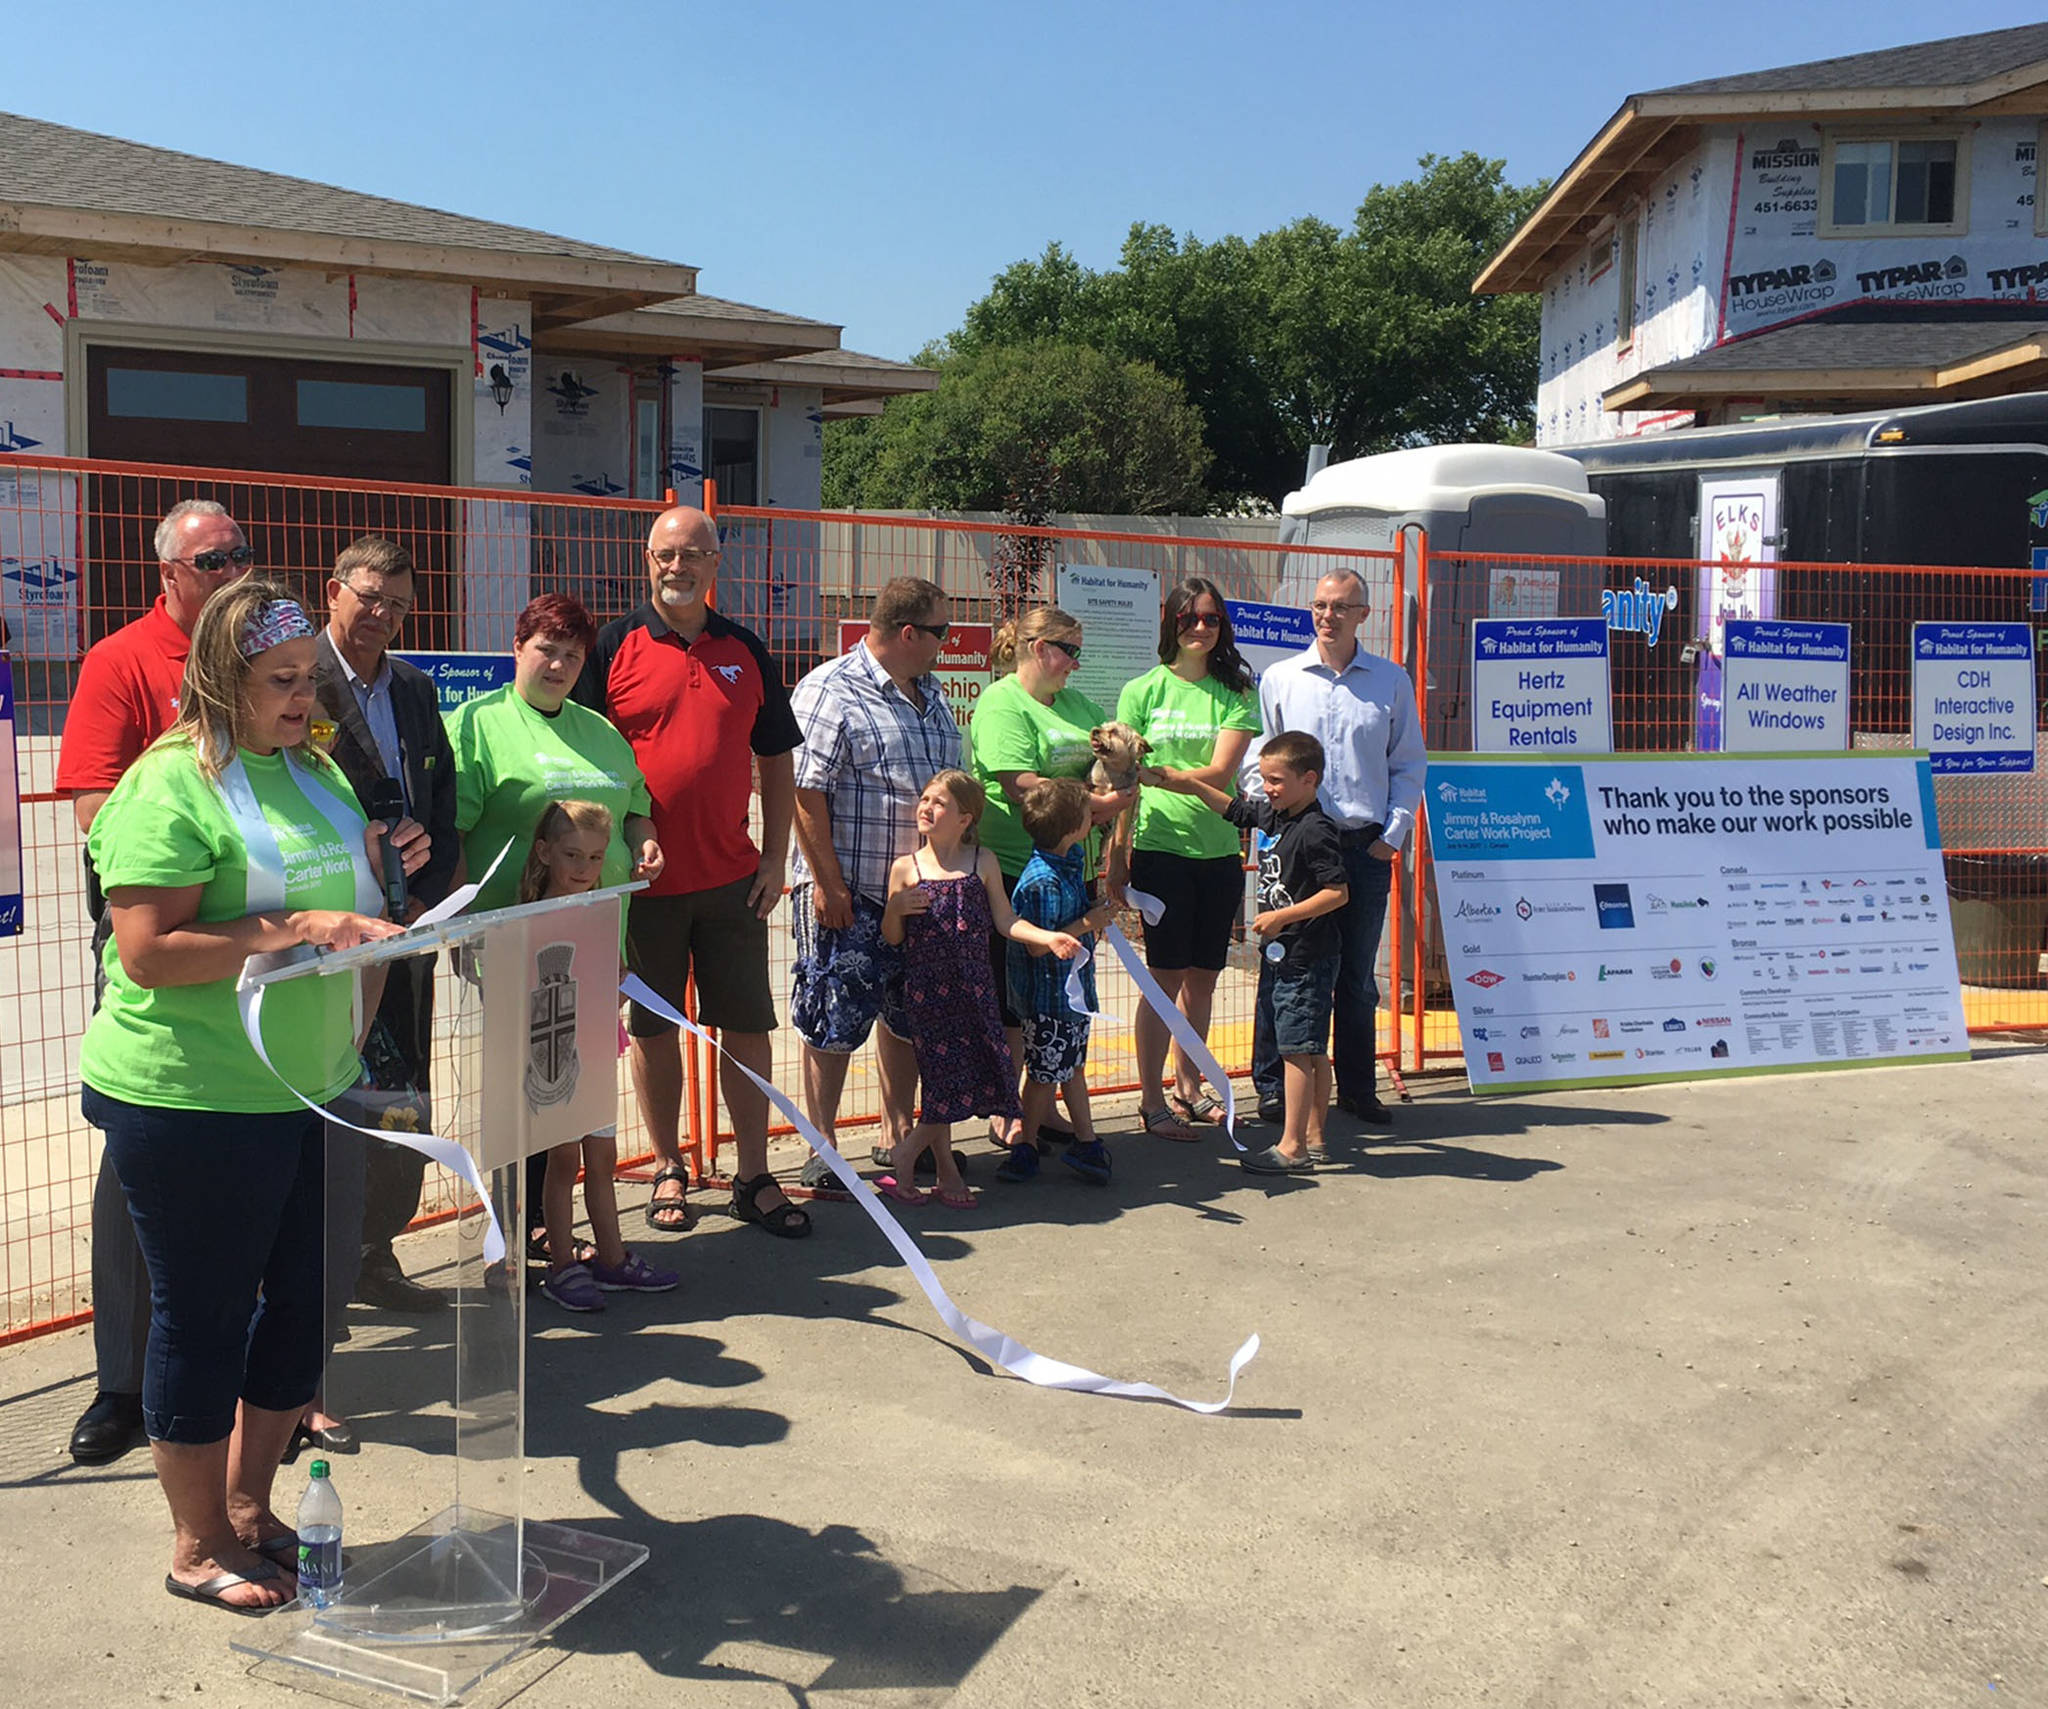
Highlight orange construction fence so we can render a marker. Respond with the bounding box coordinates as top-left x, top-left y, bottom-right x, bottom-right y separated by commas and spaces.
2, 452, 2044, 1343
